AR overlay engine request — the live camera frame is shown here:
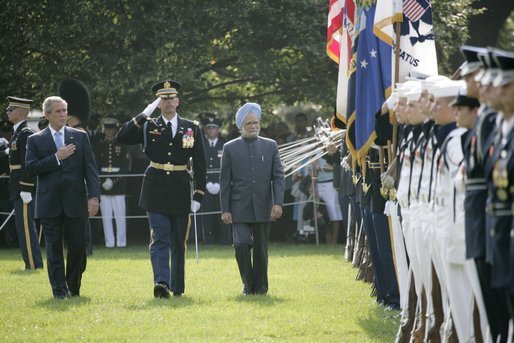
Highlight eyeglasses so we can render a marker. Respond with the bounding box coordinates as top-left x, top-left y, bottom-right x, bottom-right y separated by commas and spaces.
243, 121, 260, 127
6, 107, 15, 113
